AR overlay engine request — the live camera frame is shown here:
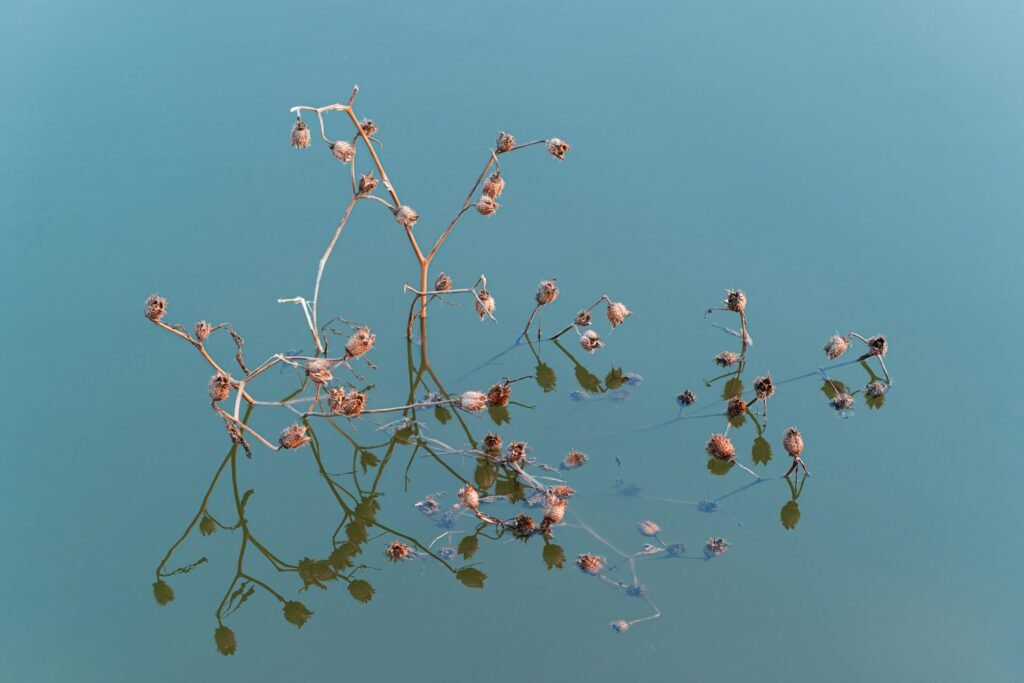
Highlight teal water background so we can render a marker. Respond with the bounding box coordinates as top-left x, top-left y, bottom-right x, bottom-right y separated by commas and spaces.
3, 1, 1024, 681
